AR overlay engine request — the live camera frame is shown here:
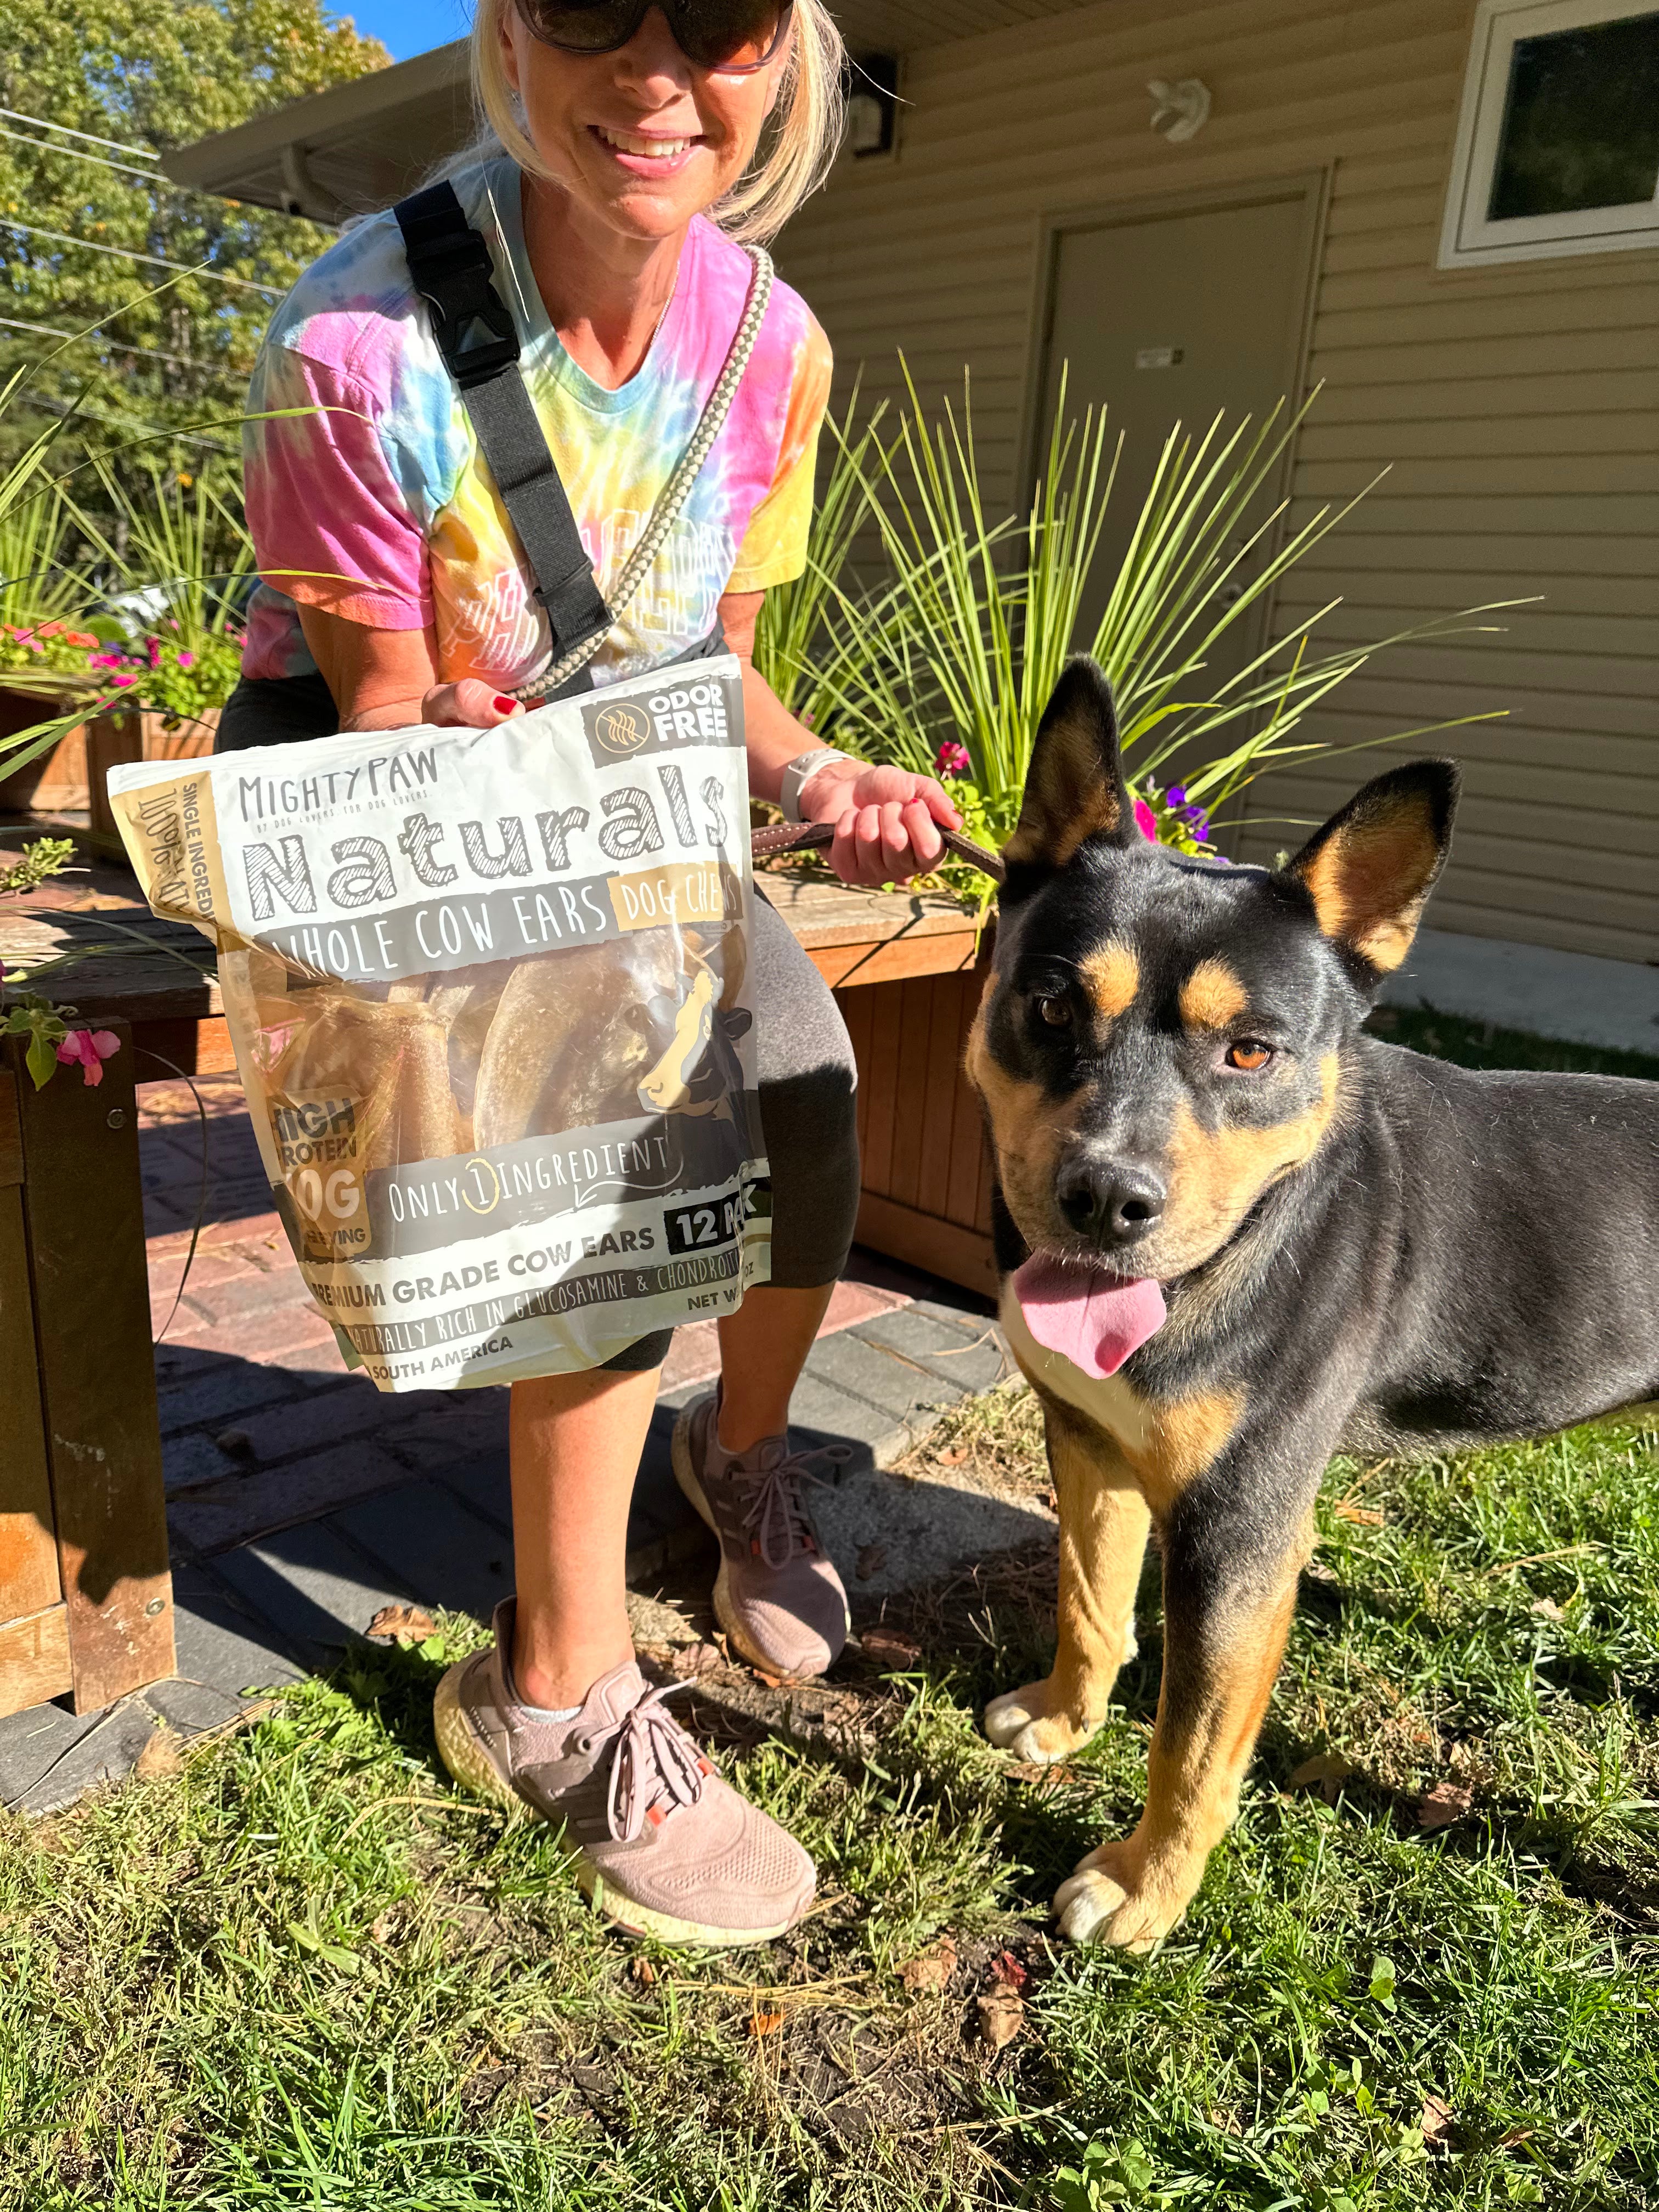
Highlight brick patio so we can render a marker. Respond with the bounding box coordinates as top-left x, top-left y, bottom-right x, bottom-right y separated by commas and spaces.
3, 1074, 1025, 1817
